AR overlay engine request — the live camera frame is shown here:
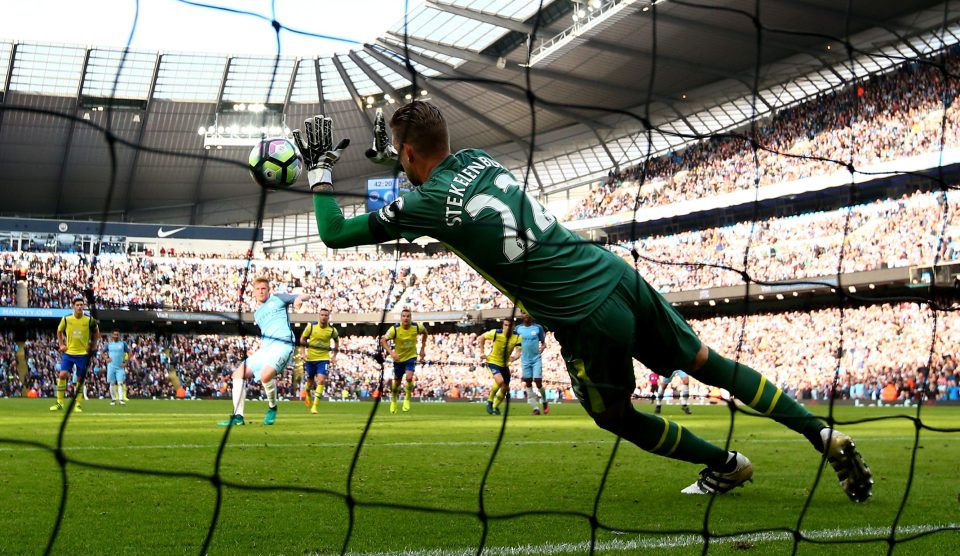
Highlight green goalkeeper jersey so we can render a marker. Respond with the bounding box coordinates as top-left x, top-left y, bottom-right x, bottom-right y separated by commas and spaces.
314, 148, 626, 327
